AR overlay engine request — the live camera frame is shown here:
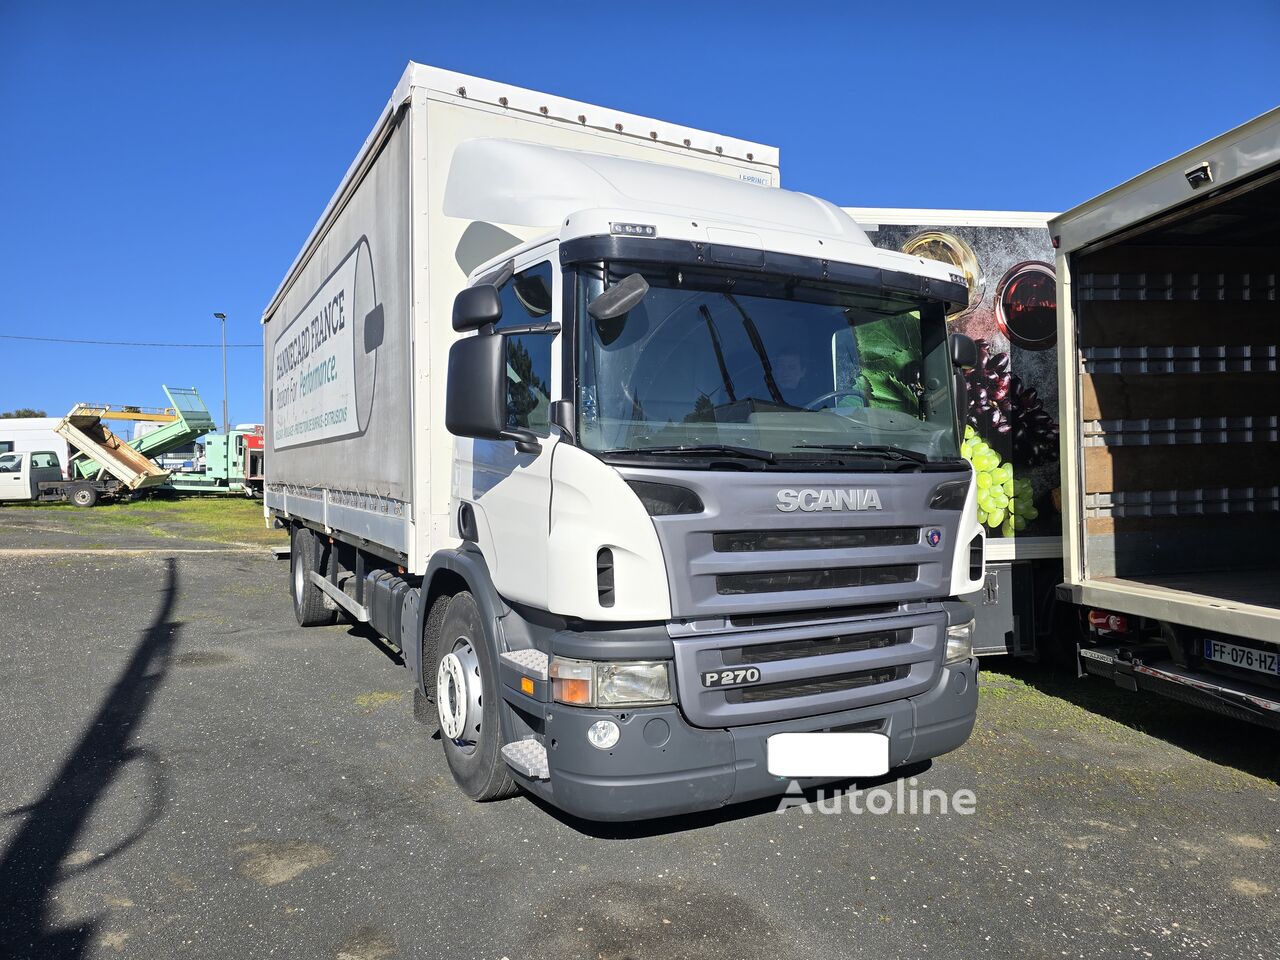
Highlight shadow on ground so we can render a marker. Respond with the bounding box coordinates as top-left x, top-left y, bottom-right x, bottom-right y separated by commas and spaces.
0, 558, 182, 960
525, 761, 934, 840
996, 656, 1280, 784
